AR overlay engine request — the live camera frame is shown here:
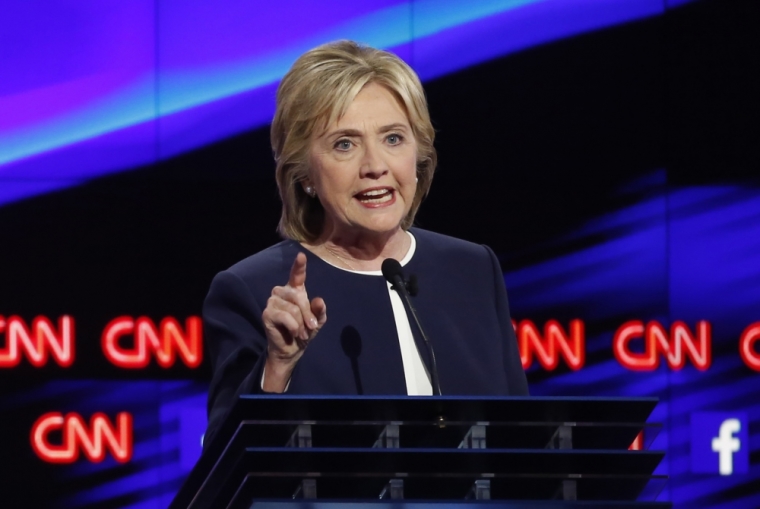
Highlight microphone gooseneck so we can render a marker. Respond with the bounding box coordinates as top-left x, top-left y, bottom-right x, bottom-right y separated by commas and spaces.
381, 258, 442, 396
